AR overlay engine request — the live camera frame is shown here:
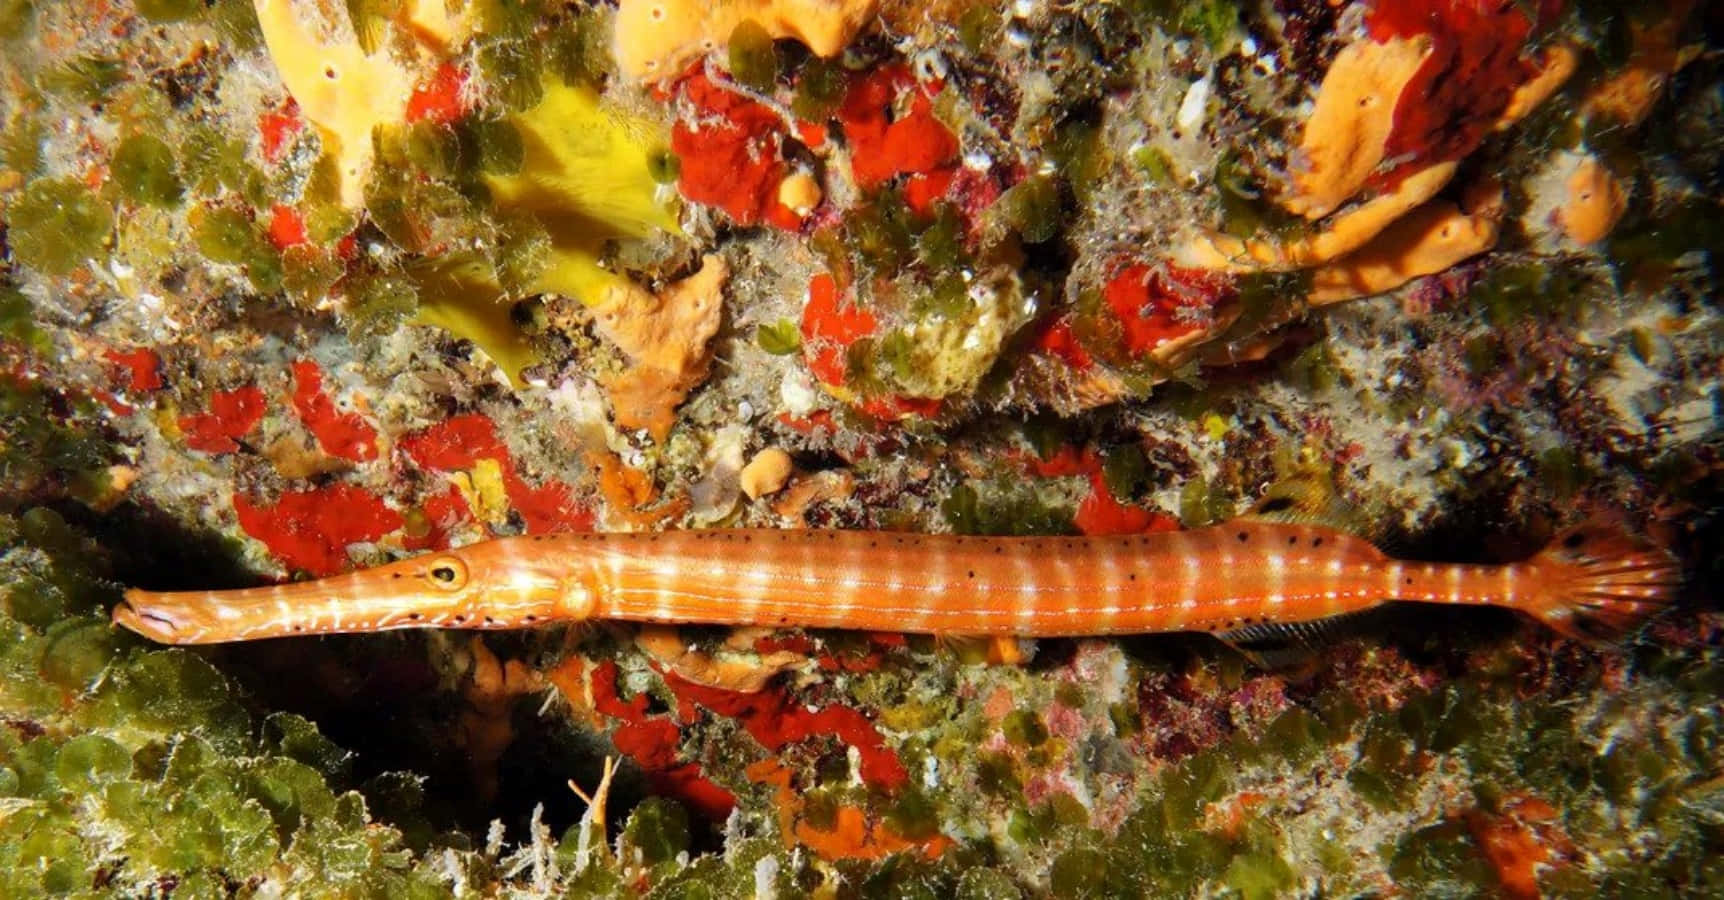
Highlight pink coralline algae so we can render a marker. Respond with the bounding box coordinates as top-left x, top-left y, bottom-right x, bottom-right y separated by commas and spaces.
289, 360, 380, 462
671, 68, 804, 228
232, 482, 403, 577
178, 385, 268, 454
397, 413, 592, 534
1366, 0, 1562, 184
